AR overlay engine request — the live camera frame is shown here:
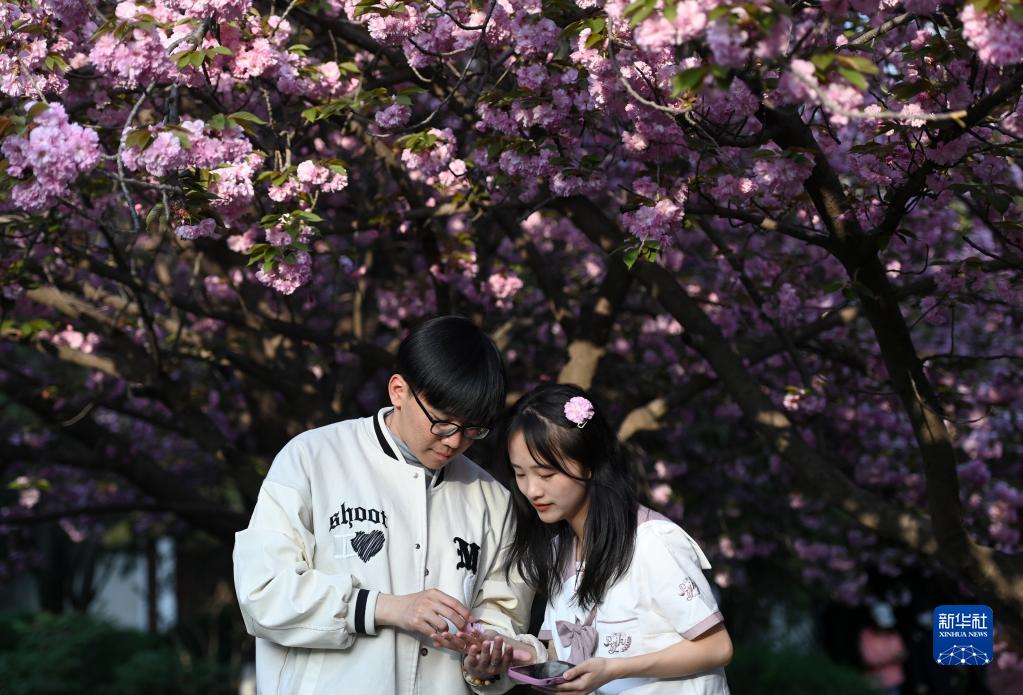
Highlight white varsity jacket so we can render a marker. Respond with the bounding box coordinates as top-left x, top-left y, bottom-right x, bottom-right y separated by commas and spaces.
233, 409, 536, 695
